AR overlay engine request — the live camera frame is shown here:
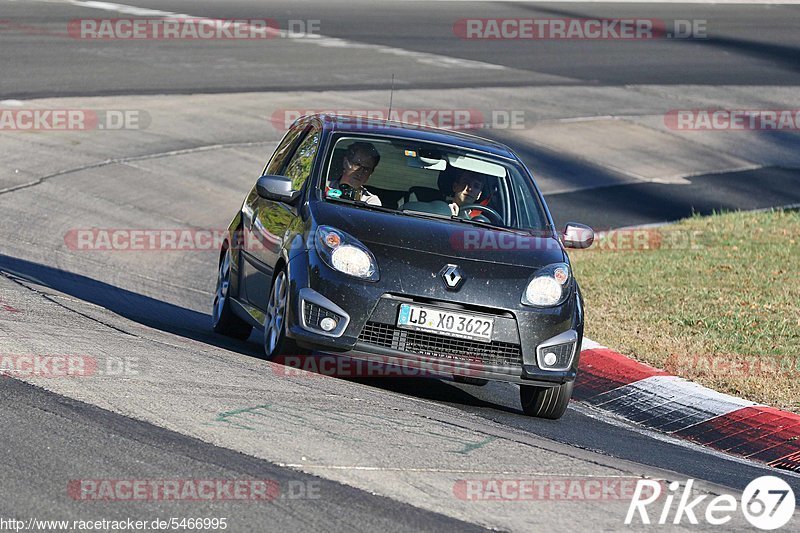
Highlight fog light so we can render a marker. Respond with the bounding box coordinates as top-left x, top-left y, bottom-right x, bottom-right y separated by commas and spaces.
535, 334, 577, 372
320, 317, 337, 332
